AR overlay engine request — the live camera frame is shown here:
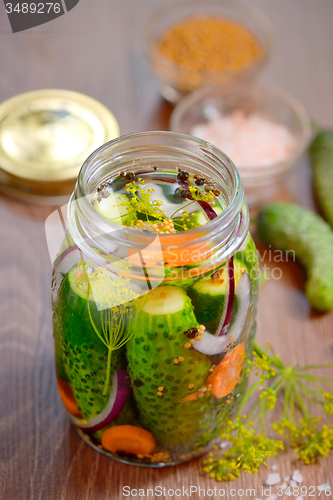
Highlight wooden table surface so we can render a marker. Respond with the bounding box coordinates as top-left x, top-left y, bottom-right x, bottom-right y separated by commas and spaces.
1, 1, 333, 499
